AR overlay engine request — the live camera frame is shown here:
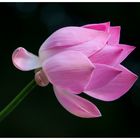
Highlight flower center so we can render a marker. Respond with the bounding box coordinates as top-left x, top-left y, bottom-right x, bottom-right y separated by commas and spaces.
34, 69, 49, 87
